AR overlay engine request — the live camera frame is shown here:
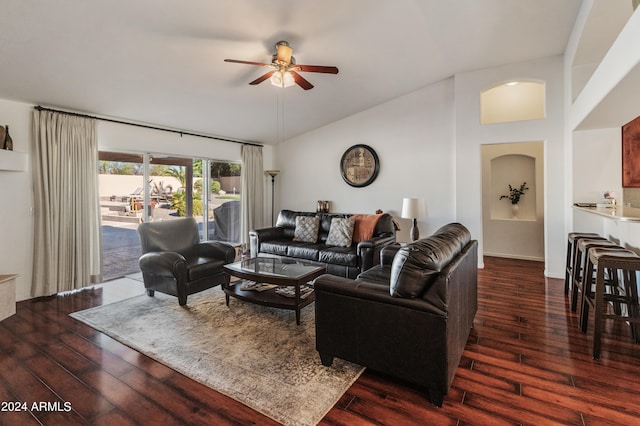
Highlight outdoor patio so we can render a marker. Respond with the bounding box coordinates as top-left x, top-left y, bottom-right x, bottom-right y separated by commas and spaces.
101, 201, 240, 281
